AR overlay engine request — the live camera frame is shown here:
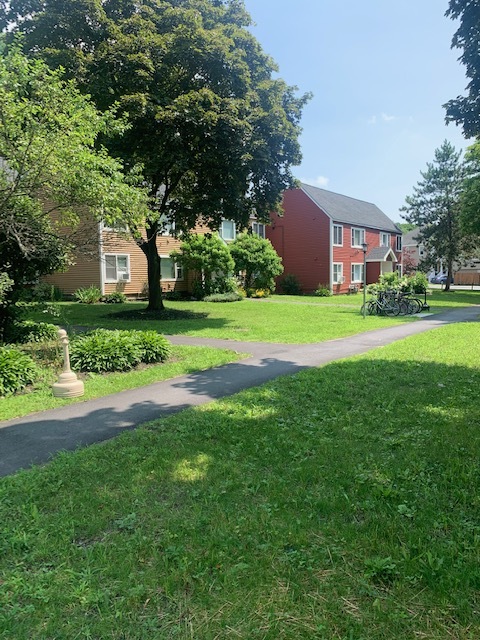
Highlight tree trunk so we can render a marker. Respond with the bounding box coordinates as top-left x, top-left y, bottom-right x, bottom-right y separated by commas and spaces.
141, 222, 164, 311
